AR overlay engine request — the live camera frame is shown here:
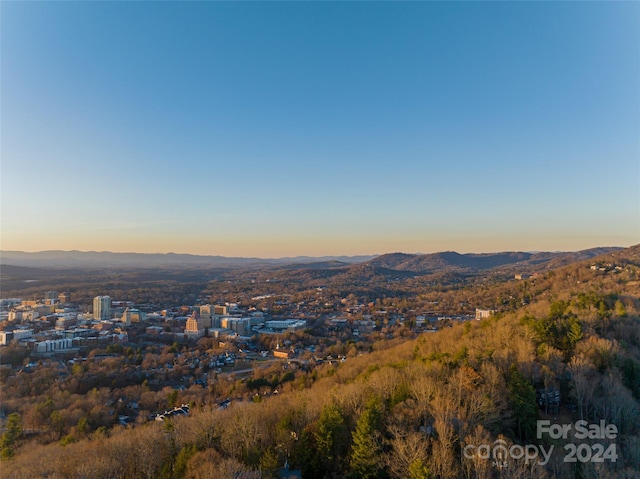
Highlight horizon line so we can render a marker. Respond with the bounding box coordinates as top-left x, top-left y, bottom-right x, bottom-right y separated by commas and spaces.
0, 244, 629, 261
